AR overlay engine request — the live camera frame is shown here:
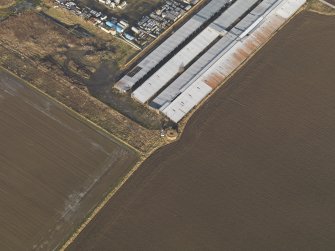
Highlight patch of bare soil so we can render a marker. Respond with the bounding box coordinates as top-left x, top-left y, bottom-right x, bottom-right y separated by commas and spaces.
0, 0, 14, 8
0, 11, 130, 78
0, 44, 164, 154
0, 10, 164, 129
